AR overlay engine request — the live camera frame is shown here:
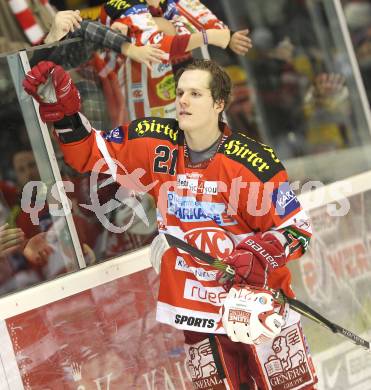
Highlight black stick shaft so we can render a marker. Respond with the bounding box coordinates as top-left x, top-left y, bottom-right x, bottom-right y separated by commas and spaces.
164, 233, 371, 351
277, 292, 370, 350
